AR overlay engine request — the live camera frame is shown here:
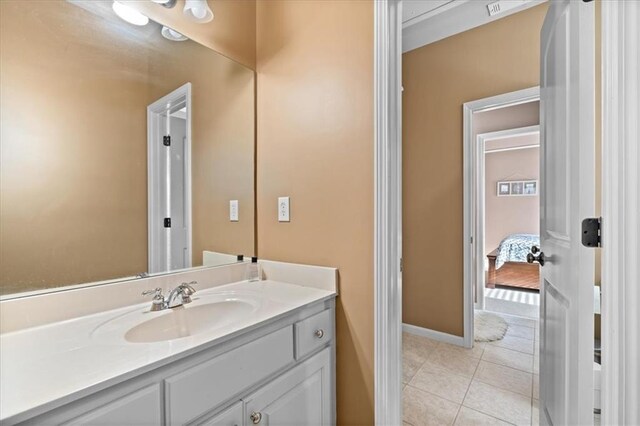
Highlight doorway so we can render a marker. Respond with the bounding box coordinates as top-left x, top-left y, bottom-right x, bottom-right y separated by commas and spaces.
463, 87, 541, 346
376, 1, 640, 425
147, 83, 192, 274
